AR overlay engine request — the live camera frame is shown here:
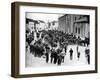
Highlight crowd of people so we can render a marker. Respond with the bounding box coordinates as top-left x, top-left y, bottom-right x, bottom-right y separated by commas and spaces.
26, 29, 90, 66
